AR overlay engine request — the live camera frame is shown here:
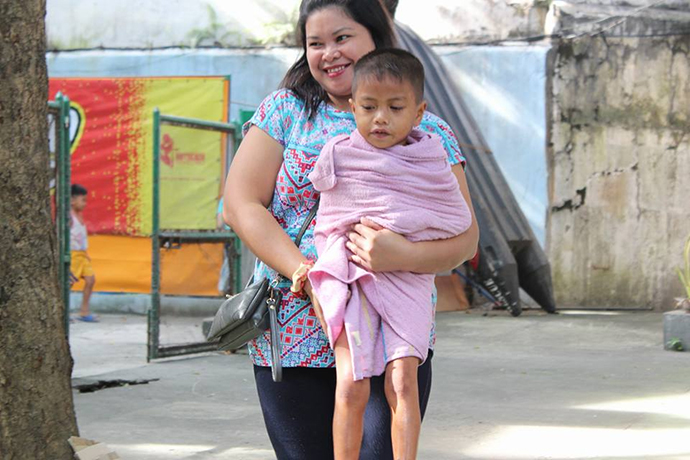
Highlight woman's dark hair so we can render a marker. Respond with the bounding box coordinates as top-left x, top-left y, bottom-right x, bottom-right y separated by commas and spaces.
281, 0, 397, 118
383, 0, 399, 16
